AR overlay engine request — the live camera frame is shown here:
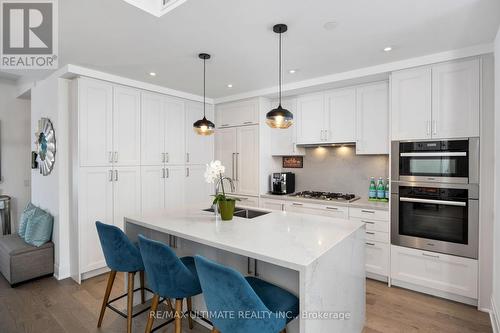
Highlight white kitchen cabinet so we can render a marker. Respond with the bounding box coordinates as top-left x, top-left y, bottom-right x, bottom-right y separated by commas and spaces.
232, 195, 259, 208
216, 99, 259, 128
141, 165, 165, 213
141, 93, 165, 166
325, 88, 356, 143
270, 98, 305, 156
78, 78, 113, 167
390, 67, 432, 140
113, 86, 141, 166
236, 125, 259, 195
112, 166, 141, 230
260, 198, 285, 211
432, 59, 480, 139
391, 58, 480, 140
391, 245, 478, 300
215, 127, 237, 184
78, 167, 113, 273
356, 82, 389, 154
185, 165, 214, 207
185, 101, 214, 165
365, 241, 390, 277
165, 166, 186, 210
165, 98, 186, 165
284, 201, 349, 219
296, 92, 325, 144
214, 125, 259, 196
